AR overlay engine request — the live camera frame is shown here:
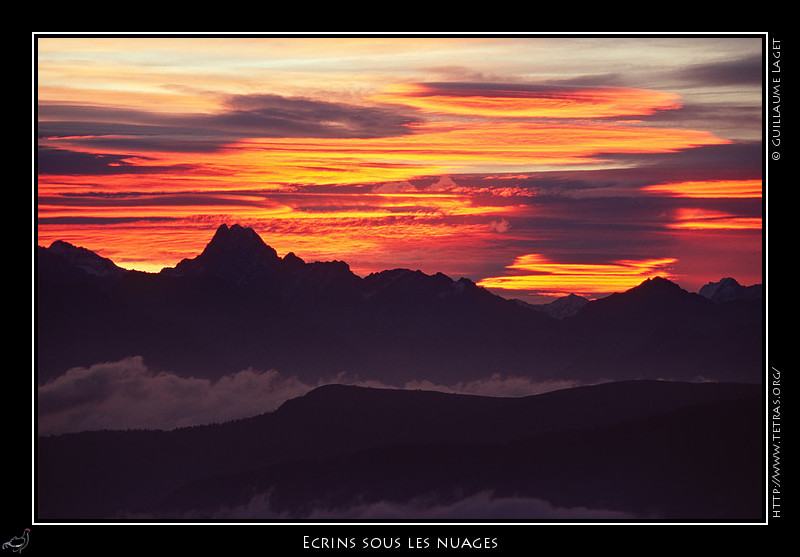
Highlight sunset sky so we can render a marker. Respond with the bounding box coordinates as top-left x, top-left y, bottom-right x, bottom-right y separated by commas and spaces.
35, 33, 764, 301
